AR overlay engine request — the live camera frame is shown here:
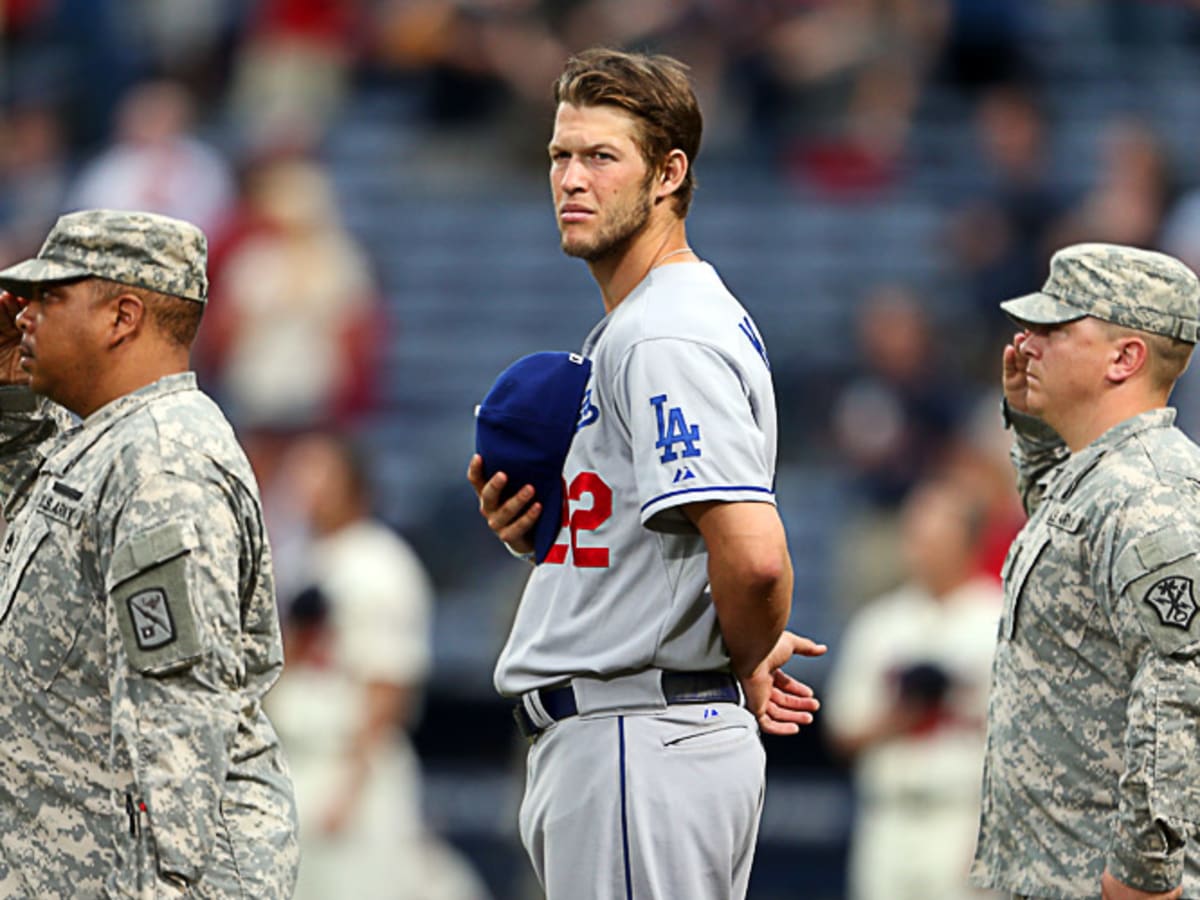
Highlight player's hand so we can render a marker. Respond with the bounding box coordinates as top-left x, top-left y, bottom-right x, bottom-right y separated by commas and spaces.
467, 453, 539, 555
1101, 869, 1182, 900
0, 291, 29, 387
741, 630, 827, 736
1002, 331, 1031, 416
